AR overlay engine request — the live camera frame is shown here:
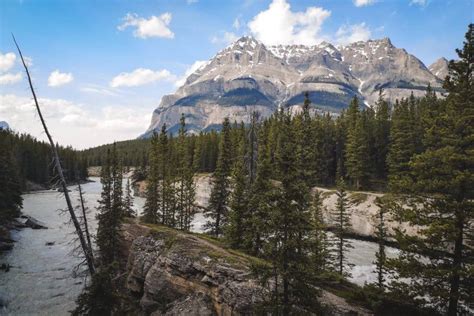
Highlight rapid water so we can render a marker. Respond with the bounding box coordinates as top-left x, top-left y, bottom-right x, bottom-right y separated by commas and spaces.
0, 177, 397, 315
